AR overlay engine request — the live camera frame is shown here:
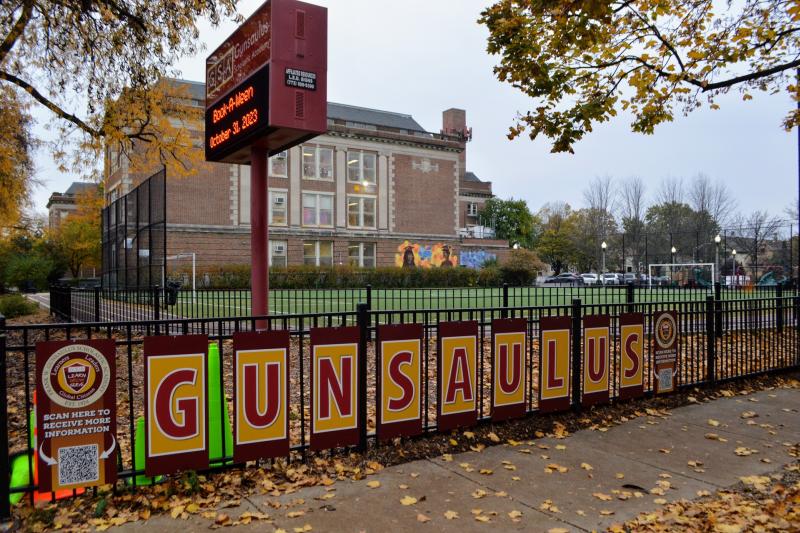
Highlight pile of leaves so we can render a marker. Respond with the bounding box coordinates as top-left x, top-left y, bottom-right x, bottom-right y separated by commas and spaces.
612, 462, 800, 532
